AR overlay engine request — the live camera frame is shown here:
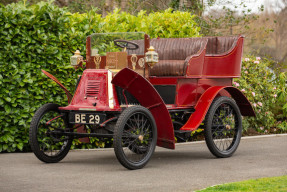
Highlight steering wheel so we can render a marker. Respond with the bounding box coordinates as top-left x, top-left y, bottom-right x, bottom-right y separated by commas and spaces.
114, 39, 139, 50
